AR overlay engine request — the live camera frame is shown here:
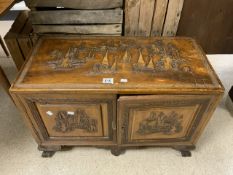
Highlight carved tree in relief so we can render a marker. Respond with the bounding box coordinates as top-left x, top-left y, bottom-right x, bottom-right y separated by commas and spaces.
47, 40, 192, 74
53, 109, 97, 133
137, 111, 183, 135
